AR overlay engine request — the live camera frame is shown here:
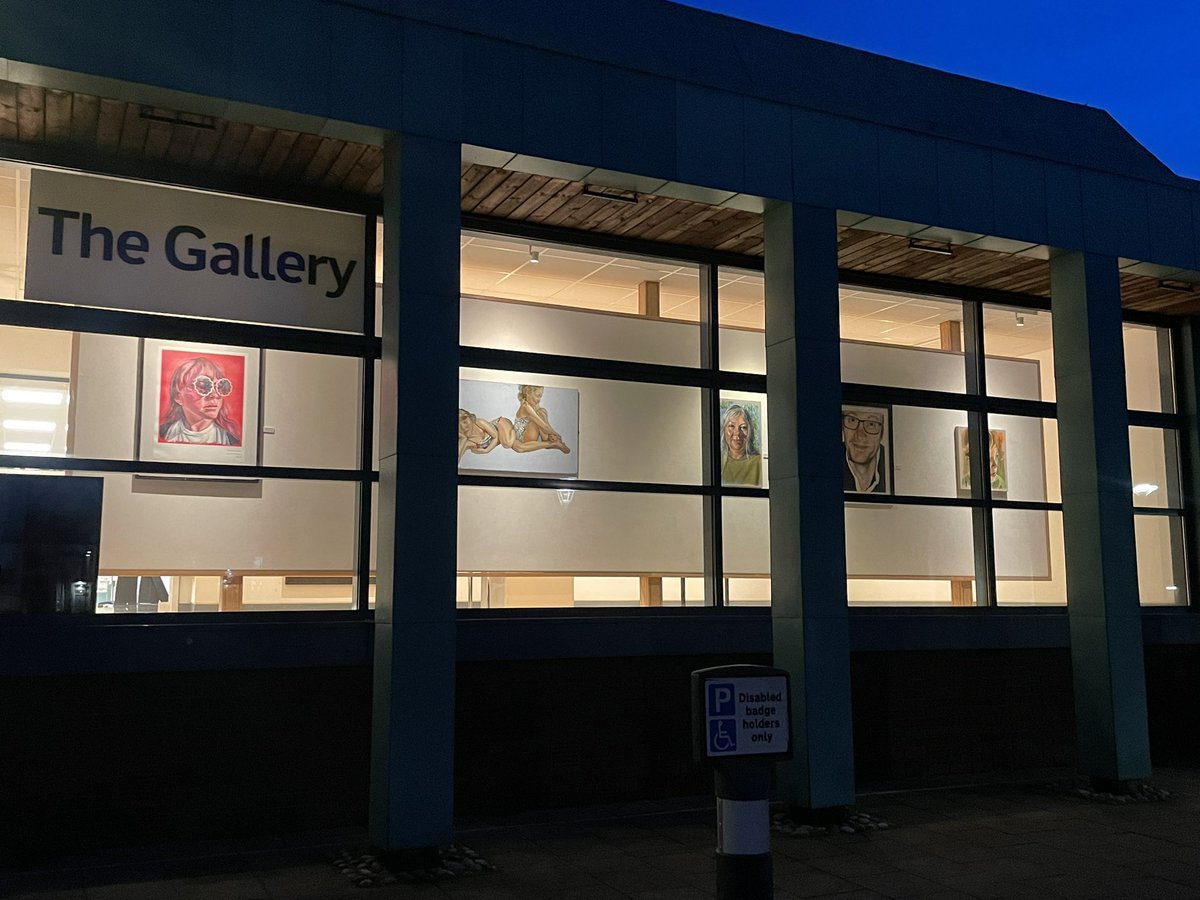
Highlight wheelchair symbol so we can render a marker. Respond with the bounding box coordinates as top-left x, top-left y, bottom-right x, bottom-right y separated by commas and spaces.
709, 718, 737, 753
